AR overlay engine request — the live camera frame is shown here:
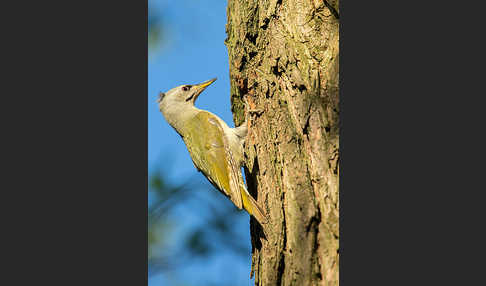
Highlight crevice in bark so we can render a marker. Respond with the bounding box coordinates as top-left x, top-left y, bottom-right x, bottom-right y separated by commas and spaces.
237, 77, 248, 96
323, 1, 340, 20
271, 65, 282, 77
306, 204, 321, 233
261, 18, 270, 30
333, 157, 339, 175
276, 252, 285, 286
247, 154, 260, 200
313, 207, 323, 282
240, 55, 247, 72
302, 115, 311, 138
246, 33, 258, 45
